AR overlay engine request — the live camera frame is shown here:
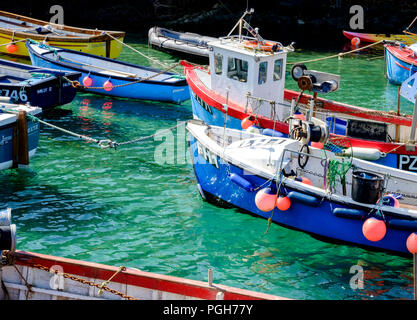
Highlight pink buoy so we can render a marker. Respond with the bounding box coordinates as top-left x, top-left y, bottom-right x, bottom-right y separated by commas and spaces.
351, 37, 360, 47
241, 116, 255, 129
276, 196, 291, 211
255, 187, 277, 212
103, 80, 113, 91
82, 75, 93, 87
406, 232, 417, 254
362, 217, 386, 242
6, 43, 17, 53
